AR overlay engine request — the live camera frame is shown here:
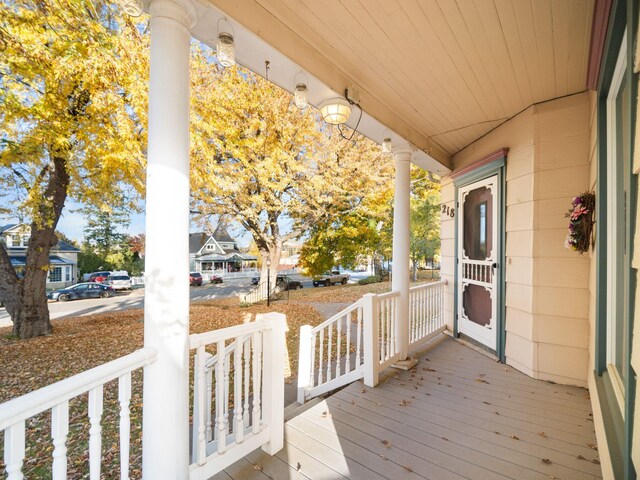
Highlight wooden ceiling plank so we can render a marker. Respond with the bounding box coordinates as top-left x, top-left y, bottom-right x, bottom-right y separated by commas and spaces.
455, 0, 519, 115
471, 0, 525, 111
531, 0, 558, 99
432, 0, 507, 120
552, 0, 571, 97
493, 0, 535, 106
510, 0, 546, 102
